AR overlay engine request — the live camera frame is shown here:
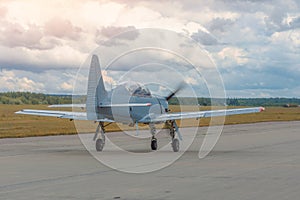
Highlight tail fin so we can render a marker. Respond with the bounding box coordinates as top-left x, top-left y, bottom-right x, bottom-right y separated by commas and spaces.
86, 55, 107, 120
